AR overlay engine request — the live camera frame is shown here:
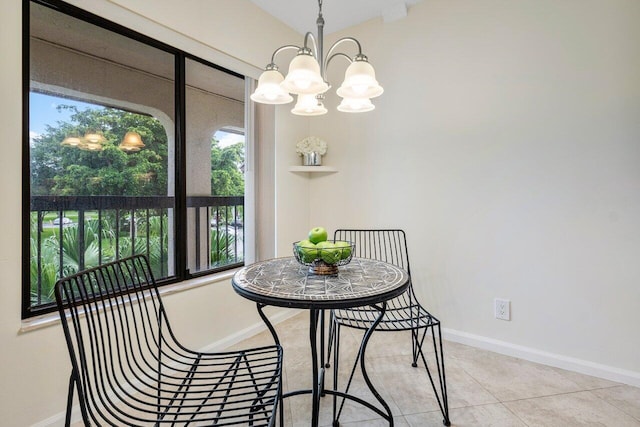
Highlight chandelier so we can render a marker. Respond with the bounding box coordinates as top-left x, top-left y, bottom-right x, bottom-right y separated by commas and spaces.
250, 0, 383, 116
